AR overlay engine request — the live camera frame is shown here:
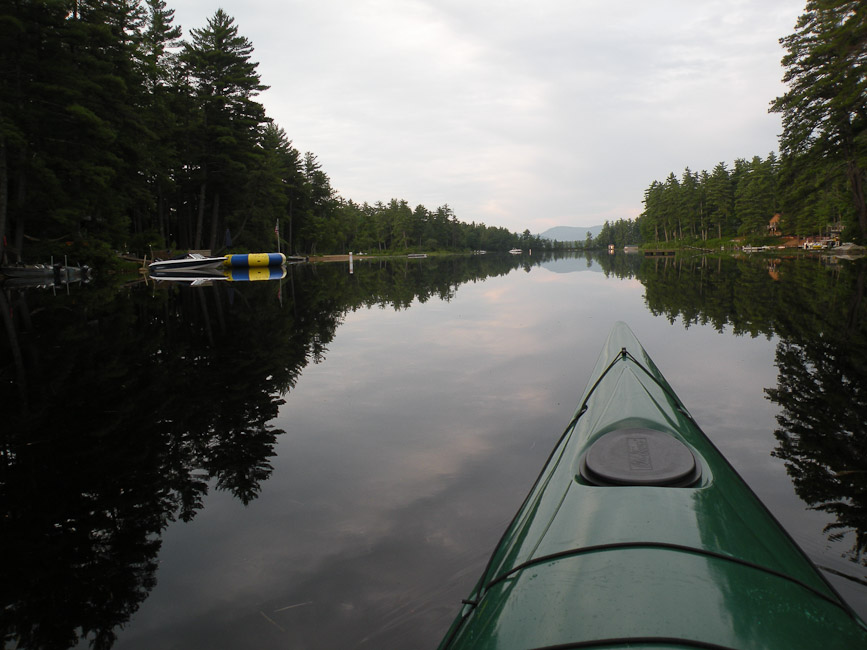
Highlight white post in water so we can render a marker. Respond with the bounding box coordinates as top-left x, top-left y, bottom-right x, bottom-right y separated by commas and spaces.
349, 252, 354, 274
